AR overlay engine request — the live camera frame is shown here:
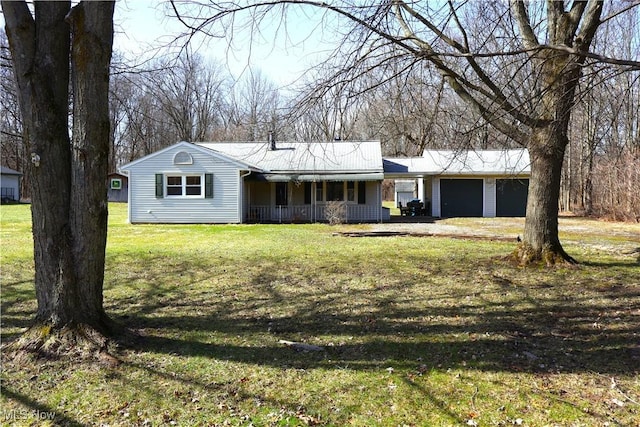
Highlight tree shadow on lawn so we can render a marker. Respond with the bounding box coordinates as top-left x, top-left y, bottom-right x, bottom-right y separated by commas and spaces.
3, 257, 638, 425
118, 260, 640, 376
4, 252, 638, 377
1, 386, 82, 427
